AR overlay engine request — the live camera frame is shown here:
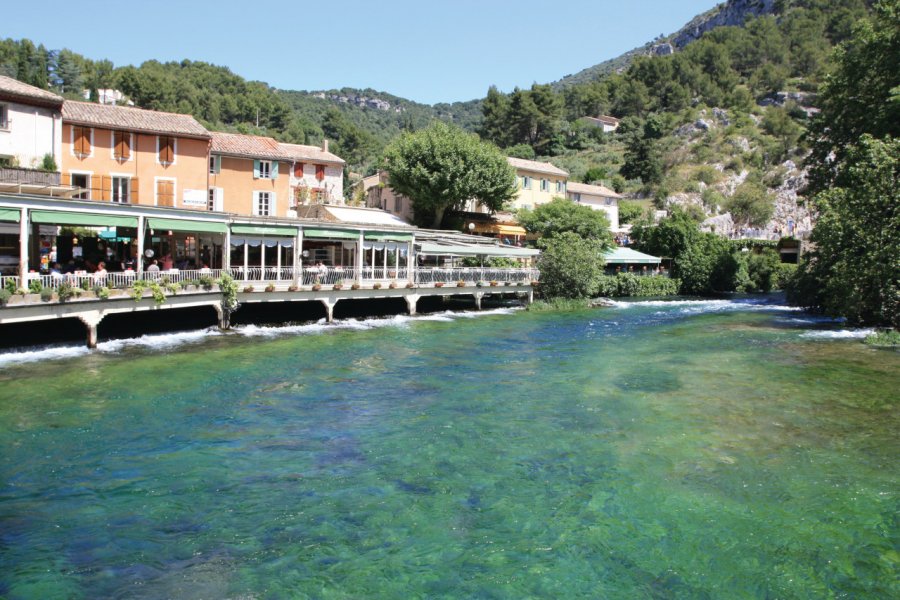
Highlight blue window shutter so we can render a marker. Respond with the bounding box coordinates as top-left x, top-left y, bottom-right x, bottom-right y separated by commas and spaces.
253, 160, 260, 179
271, 161, 279, 179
